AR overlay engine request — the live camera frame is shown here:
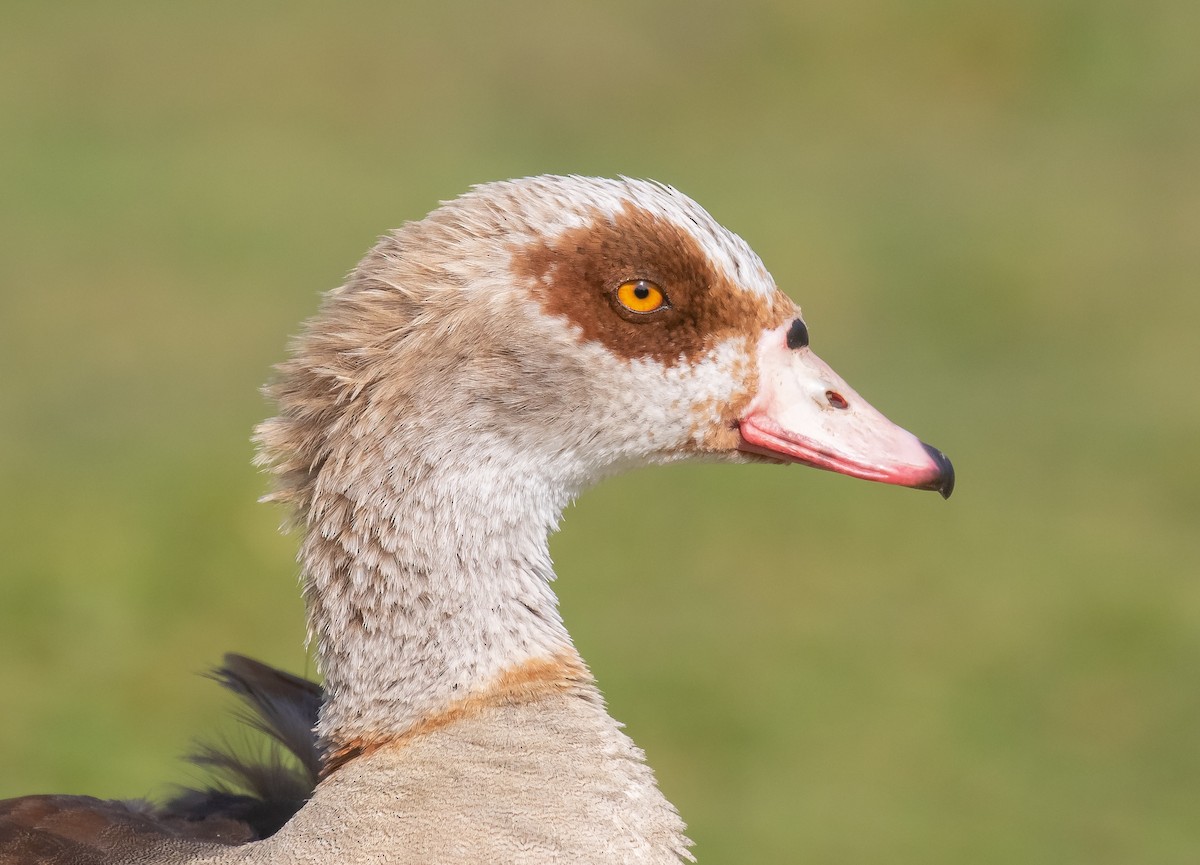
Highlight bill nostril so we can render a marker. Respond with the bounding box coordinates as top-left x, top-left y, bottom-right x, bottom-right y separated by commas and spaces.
825, 390, 849, 410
